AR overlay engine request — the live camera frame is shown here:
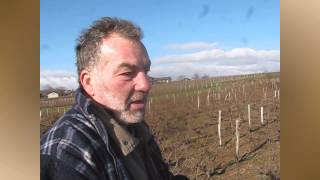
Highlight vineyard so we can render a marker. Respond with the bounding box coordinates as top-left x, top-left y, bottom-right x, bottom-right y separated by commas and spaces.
40, 72, 280, 179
